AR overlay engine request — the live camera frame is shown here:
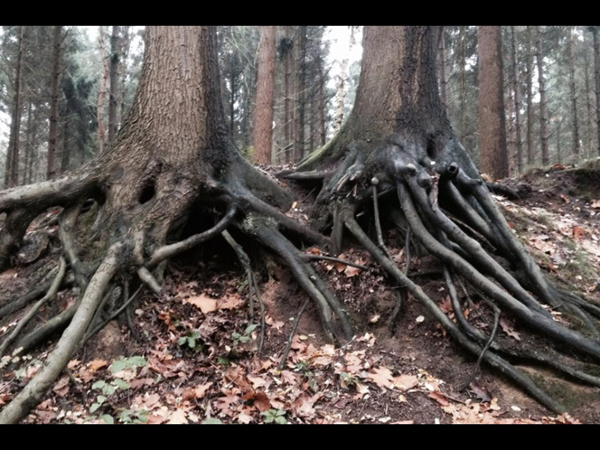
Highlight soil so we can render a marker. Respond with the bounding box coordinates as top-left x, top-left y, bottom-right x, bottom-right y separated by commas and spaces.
0, 164, 599, 424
